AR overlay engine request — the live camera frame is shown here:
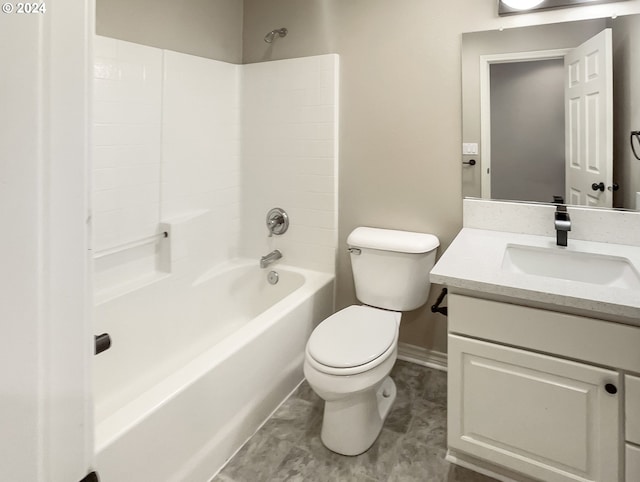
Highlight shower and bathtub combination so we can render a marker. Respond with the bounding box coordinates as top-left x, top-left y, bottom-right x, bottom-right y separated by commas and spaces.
92, 35, 339, 480
94, 259, 334, 481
